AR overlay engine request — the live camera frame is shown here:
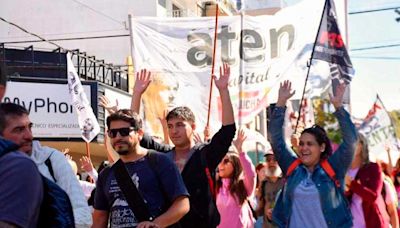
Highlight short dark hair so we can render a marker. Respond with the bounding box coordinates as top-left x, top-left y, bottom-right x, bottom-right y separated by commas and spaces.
301, 124, 332, 159
106, 109, 142, 130
166, 106, 195, 123
0, 103, 29, 133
